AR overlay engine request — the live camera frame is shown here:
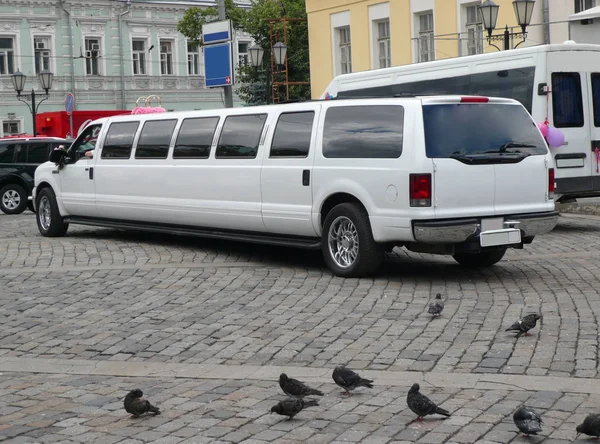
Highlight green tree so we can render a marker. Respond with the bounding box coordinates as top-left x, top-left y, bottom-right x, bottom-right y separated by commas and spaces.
177, 0, 245, 46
